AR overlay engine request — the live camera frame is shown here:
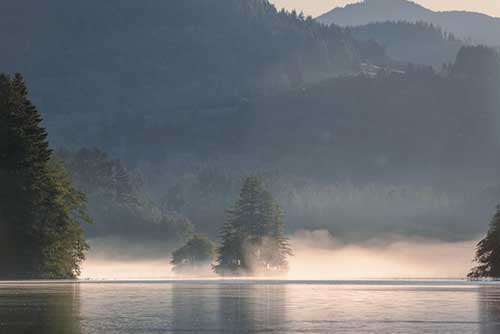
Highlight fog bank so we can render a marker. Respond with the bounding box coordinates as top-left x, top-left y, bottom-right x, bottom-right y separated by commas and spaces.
81, 231, 478, 280
287, 230, 477, 279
